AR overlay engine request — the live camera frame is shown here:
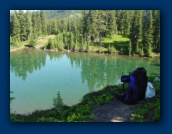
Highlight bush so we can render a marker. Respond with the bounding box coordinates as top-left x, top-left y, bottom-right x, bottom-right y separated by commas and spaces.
10, 35, 21, 47
108, 44, 116, 54
46, 38, 55, 49
29, 38, 37, 47
36, 117, 61, 122
138, 47, 144, 57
